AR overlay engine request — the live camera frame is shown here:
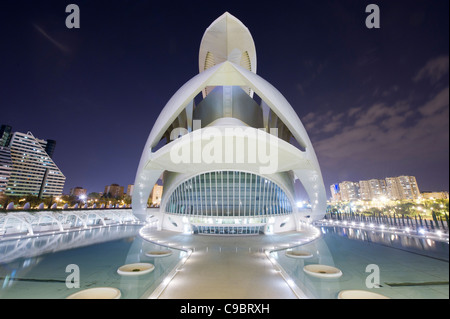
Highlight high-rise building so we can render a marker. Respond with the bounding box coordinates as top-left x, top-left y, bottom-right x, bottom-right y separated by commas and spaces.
358, 180, 371, 201
399, 176, 420, 200
359, 179, 386, 201
104, 184, 124, 198
369, 179, 387, 199
0, 146, 12, 194
330, 183, 341, 202
385, 177, 401, 200
339, 181, 360, 202
386, 175, 420, 200
331, 175, 421, 202
0, 125, 12, 147
149, 185, 163, 206
42, 139, 56, 159
3, 131, 65, 198
126, 184, 134, 197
